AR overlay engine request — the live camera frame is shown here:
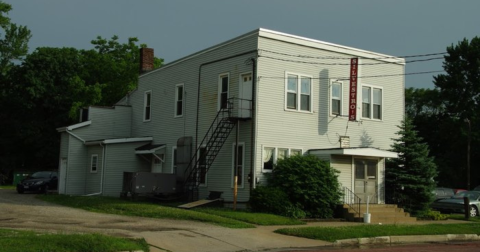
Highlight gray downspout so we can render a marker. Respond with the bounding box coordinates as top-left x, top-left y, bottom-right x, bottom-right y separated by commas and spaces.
249, 56, 257, 192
